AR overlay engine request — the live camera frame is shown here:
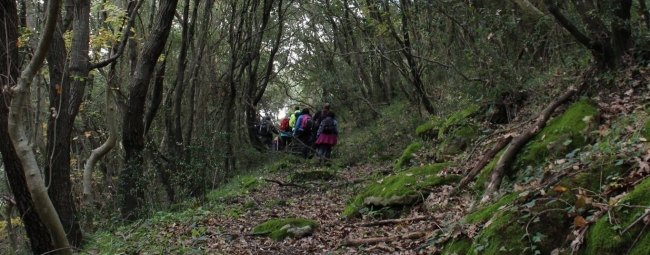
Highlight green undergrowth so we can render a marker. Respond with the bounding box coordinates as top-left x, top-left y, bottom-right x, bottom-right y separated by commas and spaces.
438, 125, 480, 156
336, 100, 422, 167
582, 177, 650, 255
84, 207, 213, 254
251, 218, 319, 241
343, 163, 460, 217
394, 142, 423, 171
513, 100, 598, 173
442, 238, 472, 255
